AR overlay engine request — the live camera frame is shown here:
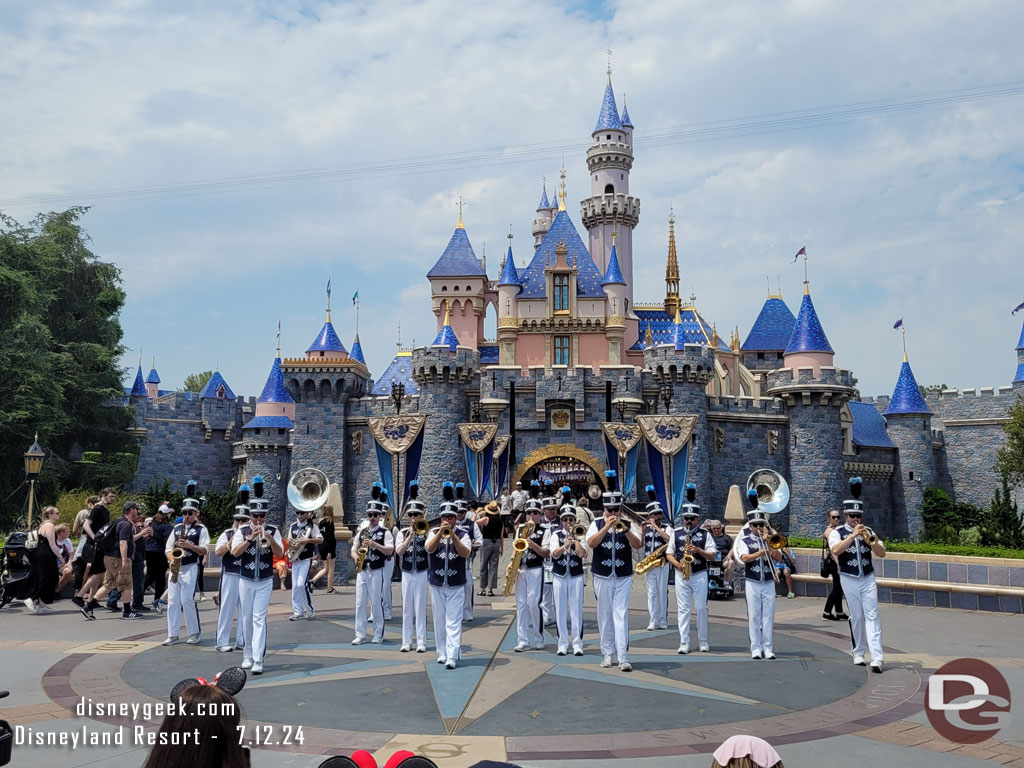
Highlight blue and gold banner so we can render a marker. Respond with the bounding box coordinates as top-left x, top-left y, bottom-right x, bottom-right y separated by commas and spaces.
636, 414, 698, 524
458, 423, 499, 499
600, 422, 642, 498
368, 415, 427, 510
489, 435, 511, 498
